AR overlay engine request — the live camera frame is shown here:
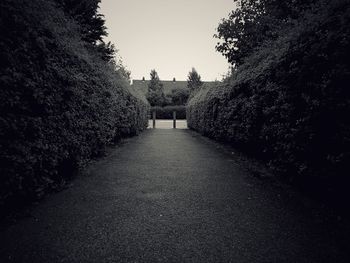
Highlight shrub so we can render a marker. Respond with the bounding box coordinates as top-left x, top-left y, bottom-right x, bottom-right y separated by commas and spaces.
151, 106, 187, 119
167, 88, 189, 106
0, 0, 149, 210
187, 0, 350, 190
